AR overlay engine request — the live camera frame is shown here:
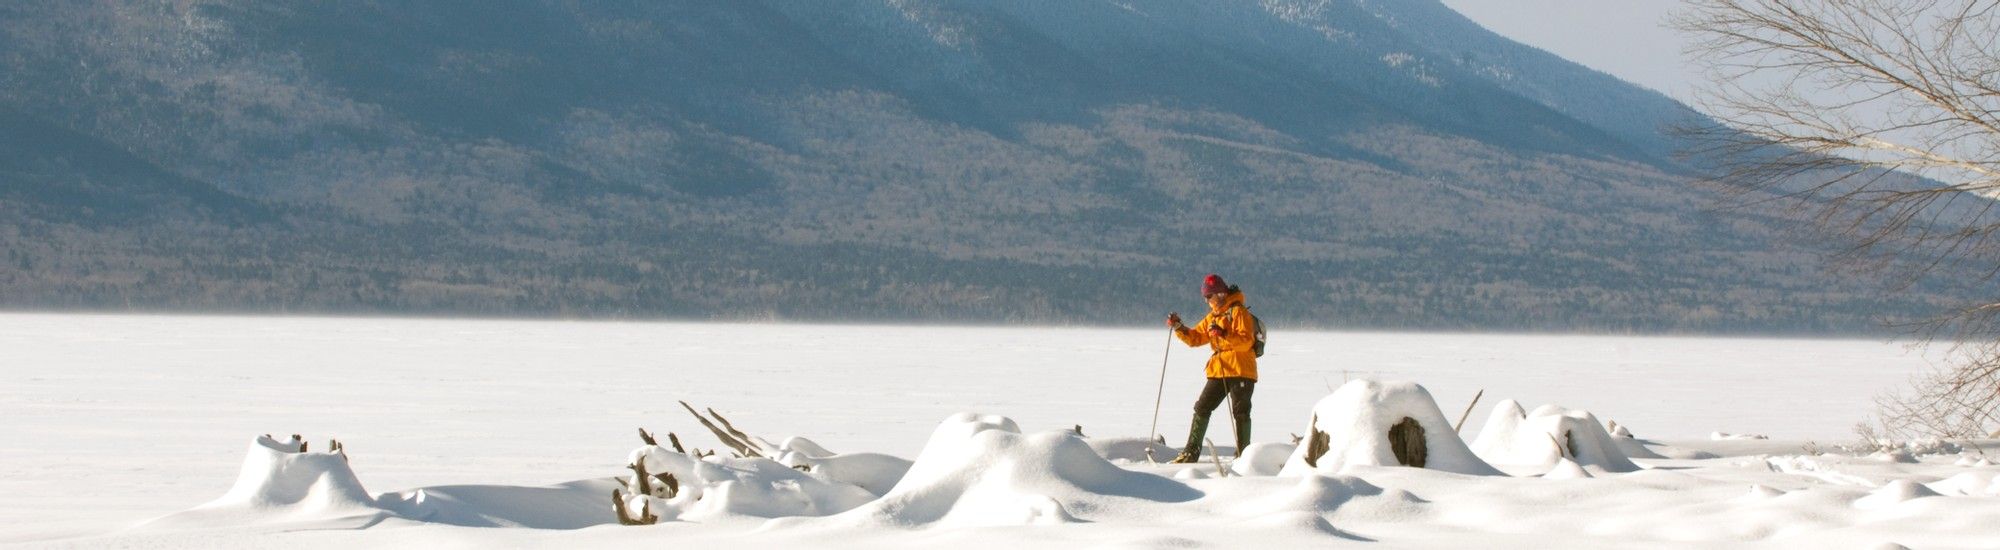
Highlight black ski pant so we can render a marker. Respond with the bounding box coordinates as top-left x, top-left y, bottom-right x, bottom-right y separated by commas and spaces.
1182, 377, 1254, 457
